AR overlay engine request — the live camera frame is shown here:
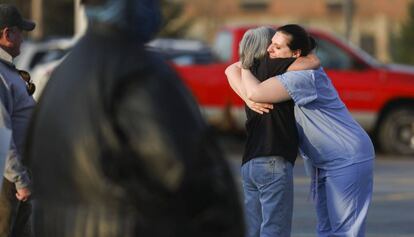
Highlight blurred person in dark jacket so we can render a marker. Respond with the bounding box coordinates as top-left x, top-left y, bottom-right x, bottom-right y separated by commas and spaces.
24, 0, 244, 236
0, 4, 36, 237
